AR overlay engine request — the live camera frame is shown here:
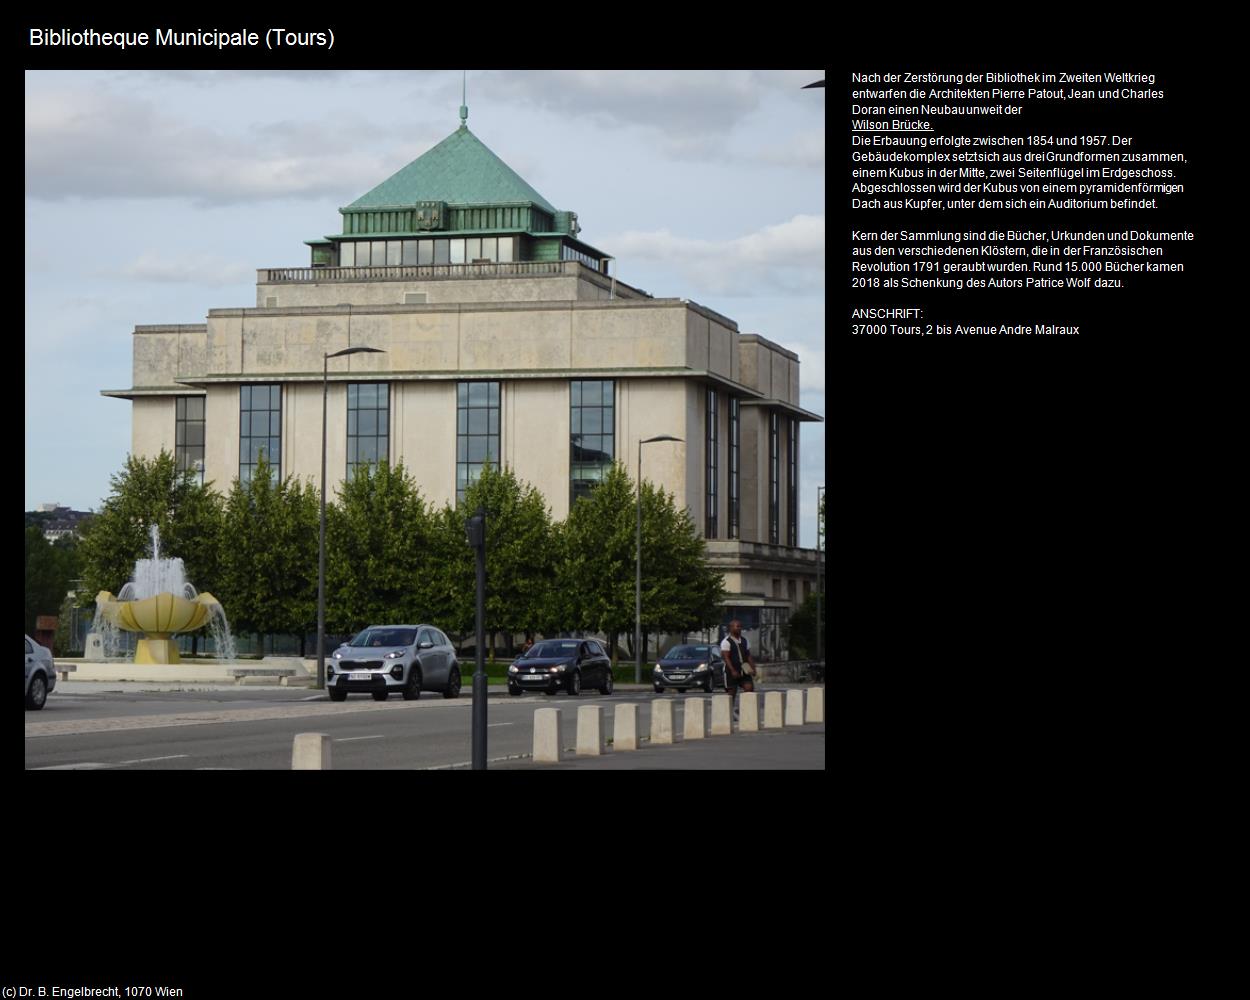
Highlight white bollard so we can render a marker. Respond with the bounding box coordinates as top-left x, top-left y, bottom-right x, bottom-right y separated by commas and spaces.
710, 695, 732, 735
577, 705, 604, 755
785, 689, 805, 726
533, 708, 563, 763
683, 697, 706, 740
805, 686, 824, 723
292, 733, 331, 770
763, 691, 785, 729
614, 704, 639, 751
651, 699, 675, 744
739, 692, 760, 732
